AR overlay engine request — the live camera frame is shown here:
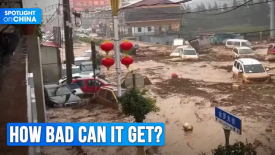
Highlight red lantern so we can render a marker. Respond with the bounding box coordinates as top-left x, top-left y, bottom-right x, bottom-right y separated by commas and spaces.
120, 40, 133, 51
101, 41, 114, 53
22, 24, 36, 35
121, 56, 133, 69
101, 57, 115, 70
